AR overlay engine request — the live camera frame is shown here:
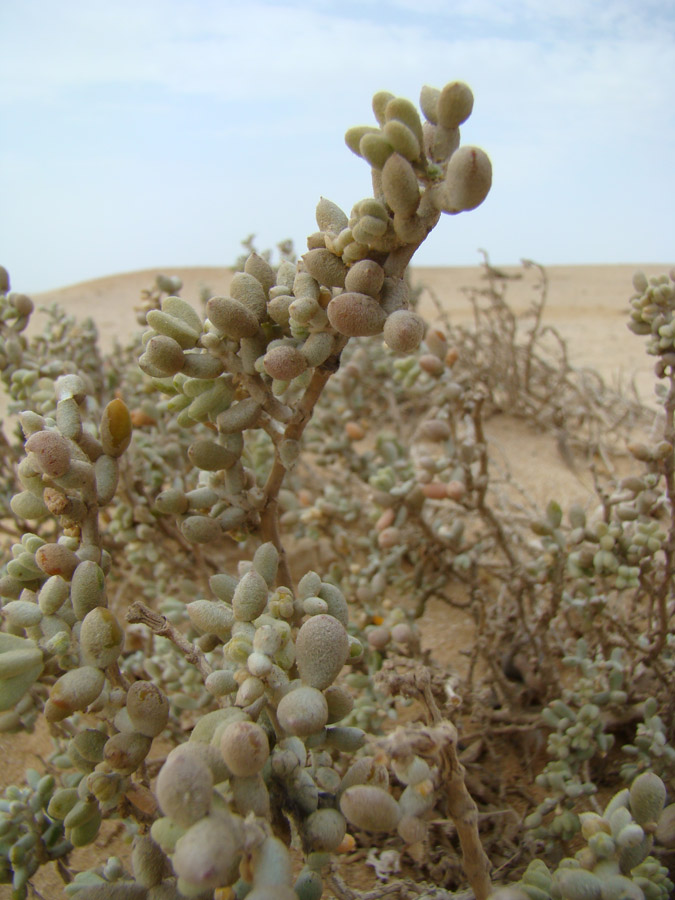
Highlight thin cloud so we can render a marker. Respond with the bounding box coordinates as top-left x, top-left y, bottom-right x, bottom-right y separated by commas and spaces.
1, 0, 673, 290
